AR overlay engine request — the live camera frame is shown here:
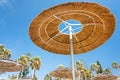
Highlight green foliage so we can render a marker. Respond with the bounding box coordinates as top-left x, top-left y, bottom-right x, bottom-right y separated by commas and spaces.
33, 75, 38, 80
23, 68, 29, 78
57, 64, 64, 69
44, 74, 52, 80
0, 45, 11, 59
0, 44, 4, 53
16, 53, 41, 79
16, 54, 31, 78
111, 61, 119, 69
96, 61, 103, 74
103, 68, 111, 74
